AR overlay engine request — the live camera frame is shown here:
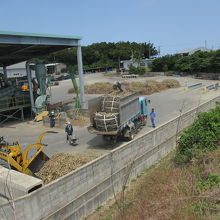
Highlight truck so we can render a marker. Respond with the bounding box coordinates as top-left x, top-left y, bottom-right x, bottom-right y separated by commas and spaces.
88, 93, 149, 142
